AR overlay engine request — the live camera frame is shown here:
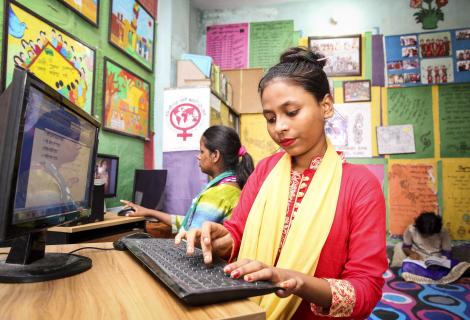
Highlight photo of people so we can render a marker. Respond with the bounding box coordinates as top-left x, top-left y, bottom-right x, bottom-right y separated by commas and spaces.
400, 35, 417, 46
94, 154, 118, 197
402, 47, 418, 57
343, 80, 371, 102
457, 61, 470, 72
418, 31, 452, 58
420, 58, 454, 84
456, 29, 470, 40
456, 50, 470, 61
387, 60, 403, 70
388, 74, 404, 86
403, 73, 420, 84
403, 59, 419, 69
